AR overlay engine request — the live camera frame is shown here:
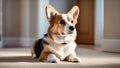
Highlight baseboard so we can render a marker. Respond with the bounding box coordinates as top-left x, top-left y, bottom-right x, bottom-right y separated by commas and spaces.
3, 37, 36, 47
102, 39, 120, 52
